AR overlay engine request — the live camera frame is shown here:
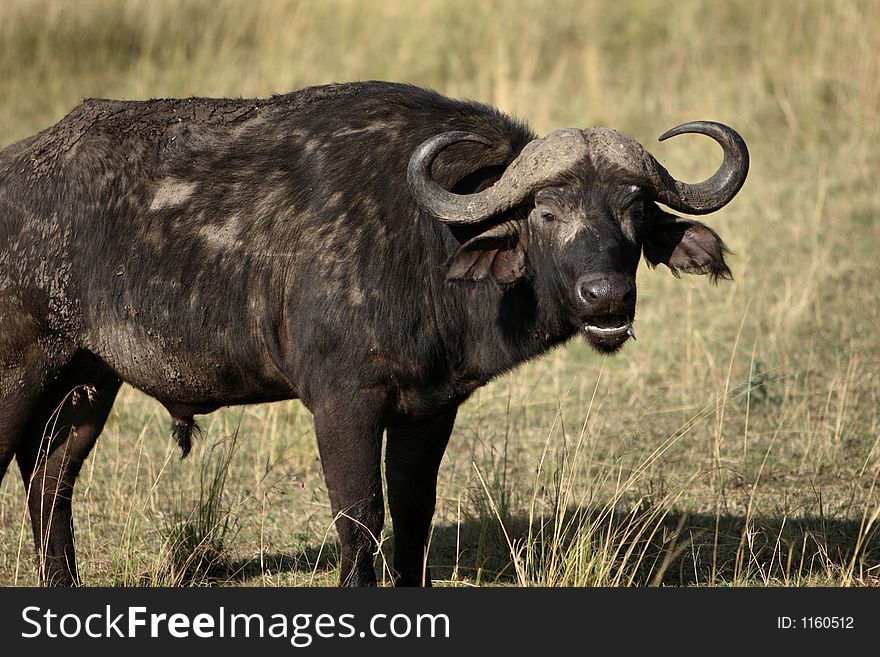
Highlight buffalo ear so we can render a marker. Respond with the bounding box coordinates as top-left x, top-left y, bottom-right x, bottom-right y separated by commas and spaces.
643, 212, 732, 281
446, 221, 527, 284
